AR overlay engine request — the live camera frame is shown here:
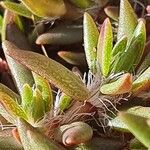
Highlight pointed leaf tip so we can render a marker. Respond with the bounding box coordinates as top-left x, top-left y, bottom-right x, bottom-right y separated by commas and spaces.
3, 40, 89, 101
97, 18, 113, 77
